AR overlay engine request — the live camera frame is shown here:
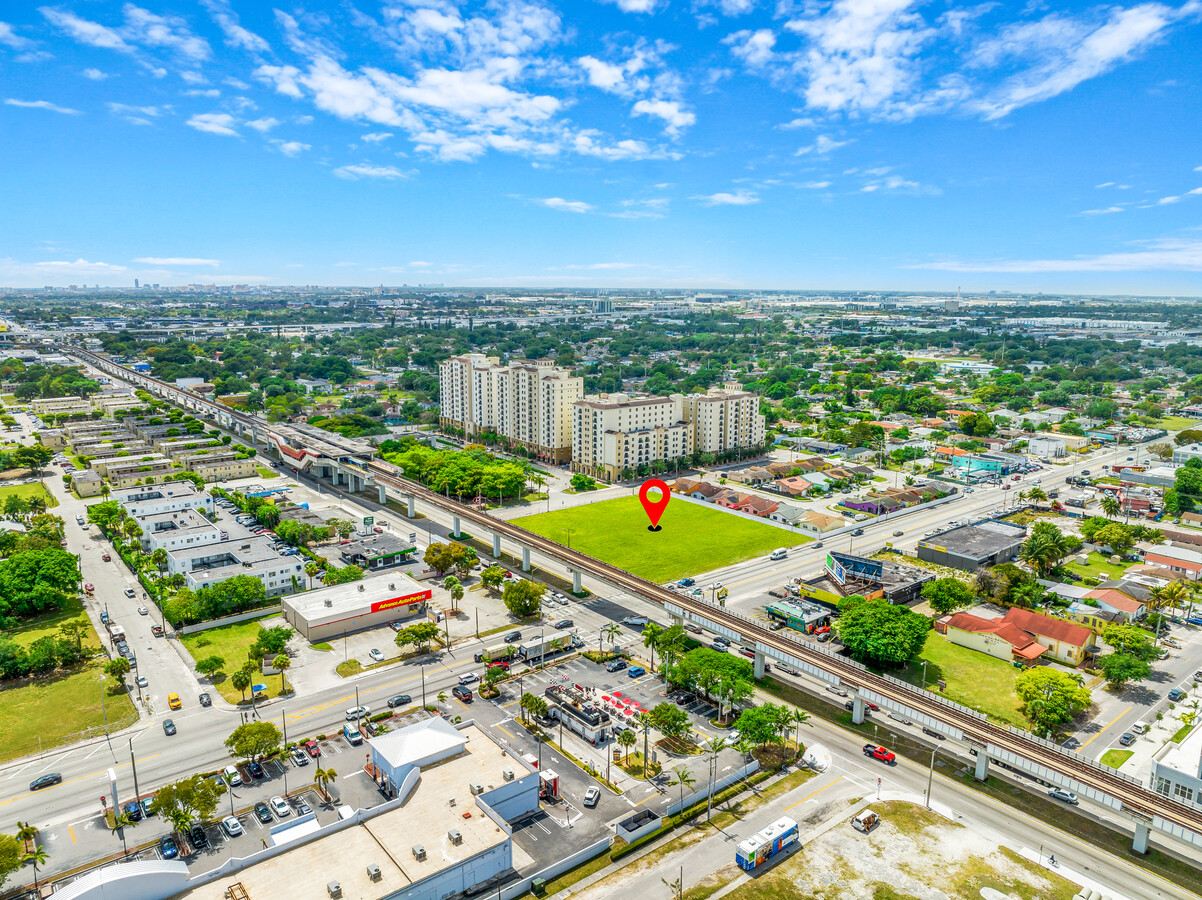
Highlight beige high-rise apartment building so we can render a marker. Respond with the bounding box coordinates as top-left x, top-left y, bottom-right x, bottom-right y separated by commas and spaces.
439, 353, 582, 463
679, 382, 766, 455
572, 393, 694, 481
